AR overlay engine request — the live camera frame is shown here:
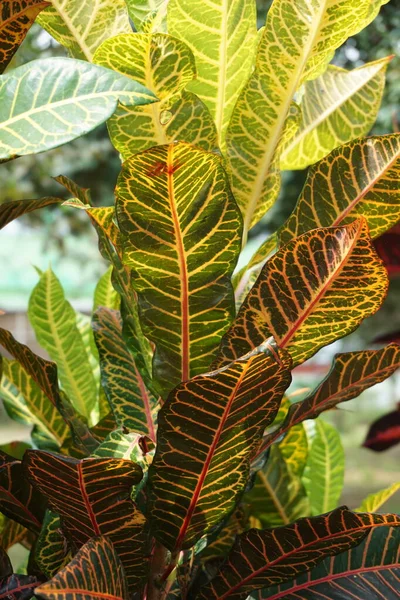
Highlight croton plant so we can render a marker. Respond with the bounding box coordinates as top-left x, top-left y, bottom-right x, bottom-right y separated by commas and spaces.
0, 0, 400, 598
